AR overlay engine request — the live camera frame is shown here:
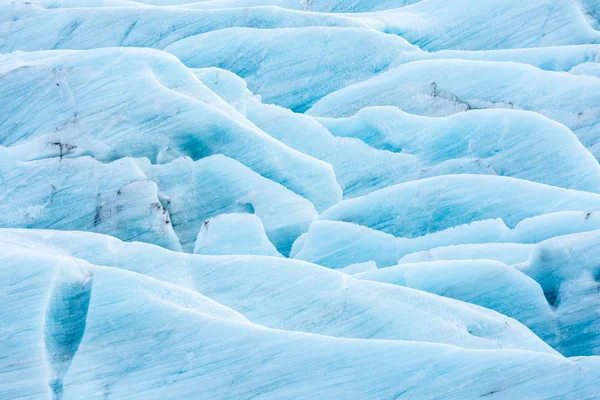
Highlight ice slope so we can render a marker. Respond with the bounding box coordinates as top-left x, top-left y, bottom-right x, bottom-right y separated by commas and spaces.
308, 59, 600, 158
193, 213, 282, 257
318, 107, 600, 193
410, 44, 600, 73
172, 0, 421, 13
3, 0, 600, 395
0, 48, 341, 211
0, 243, 247, 399
570, 62, 600, 78
2, 240, 599, 400
294, 211, 600, 269
165, 27, 419, 111
0, 3, 369, 51
352, 0, 600, 51
356, 229, 600, 356
138, 155, 317, 254
0, 229, 557, 353
356, 259, 558, 348
320, 175, 600, 239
